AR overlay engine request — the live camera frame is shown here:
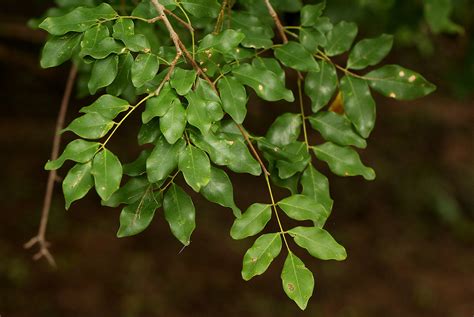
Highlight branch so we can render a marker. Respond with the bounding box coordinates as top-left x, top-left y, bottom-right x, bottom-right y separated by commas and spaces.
164, 9, 194, 33
24, 64, 78, 267
263, 0, 288, 44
